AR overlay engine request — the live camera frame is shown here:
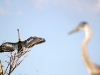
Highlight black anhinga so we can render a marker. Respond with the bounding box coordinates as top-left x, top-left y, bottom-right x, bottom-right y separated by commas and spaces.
17, 29, 24, 53
0, 29, 45, 53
